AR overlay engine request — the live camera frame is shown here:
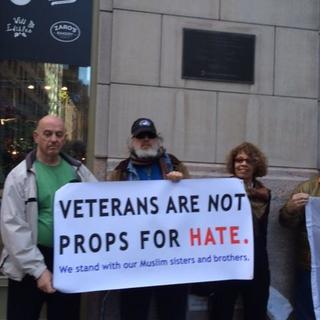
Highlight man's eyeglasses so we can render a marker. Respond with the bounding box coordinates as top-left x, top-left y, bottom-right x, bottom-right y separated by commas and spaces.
134, 132, 157, 139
